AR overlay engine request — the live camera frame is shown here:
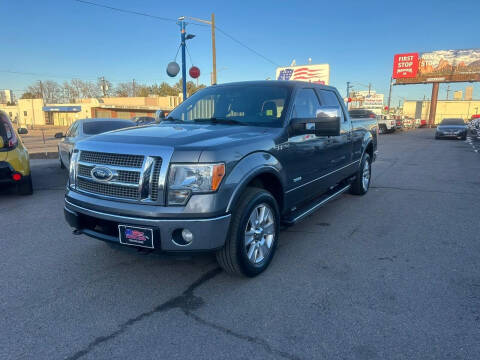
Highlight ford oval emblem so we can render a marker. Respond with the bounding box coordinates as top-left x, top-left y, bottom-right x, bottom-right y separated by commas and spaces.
91, 166, 114, 182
